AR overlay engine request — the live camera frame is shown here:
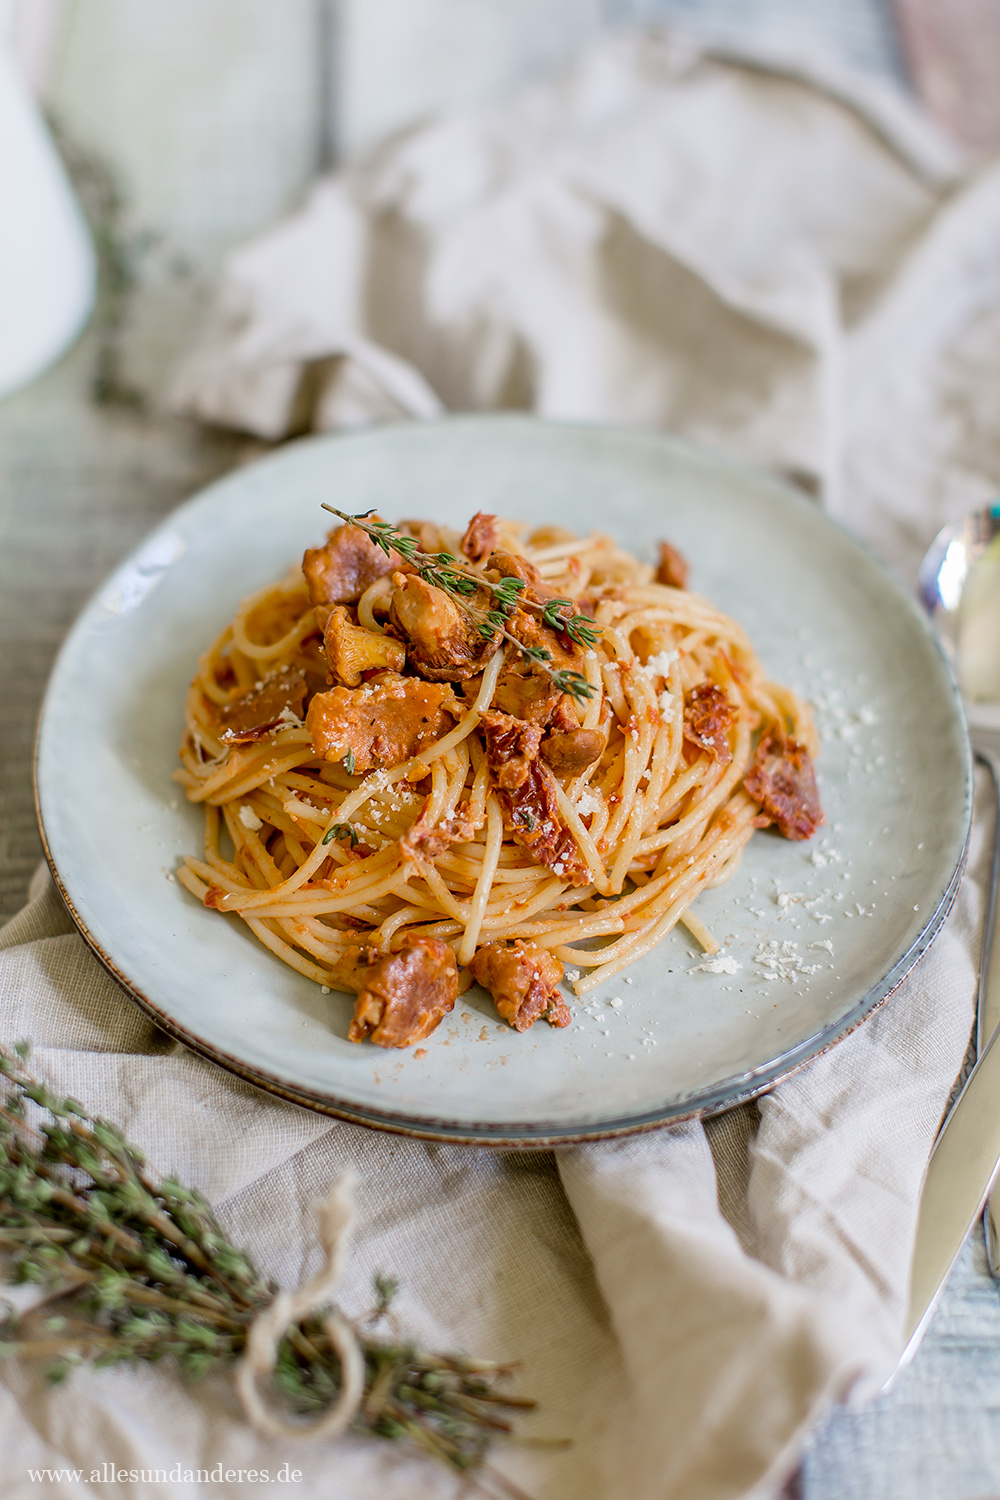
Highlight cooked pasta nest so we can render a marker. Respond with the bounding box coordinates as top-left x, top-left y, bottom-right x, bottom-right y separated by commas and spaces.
175, 514, 821, 1047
